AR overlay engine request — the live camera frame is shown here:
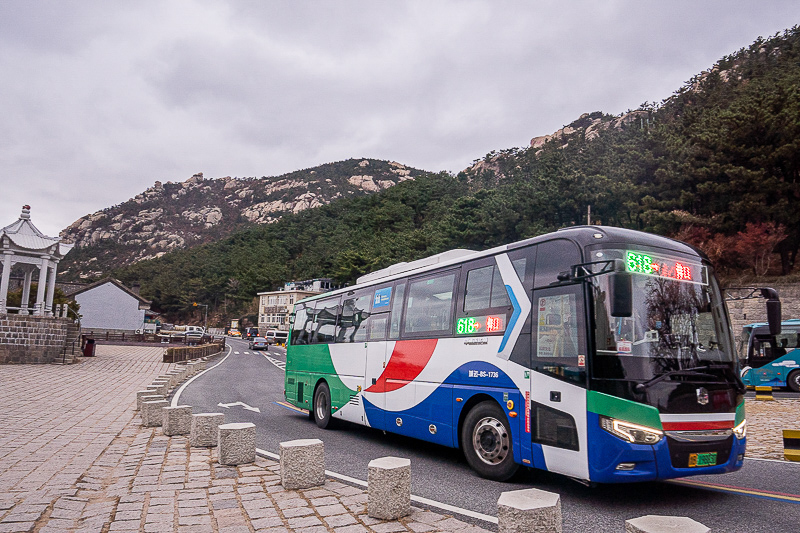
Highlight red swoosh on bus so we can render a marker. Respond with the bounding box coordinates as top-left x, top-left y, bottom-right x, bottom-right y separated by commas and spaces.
366, 339, 438, 393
